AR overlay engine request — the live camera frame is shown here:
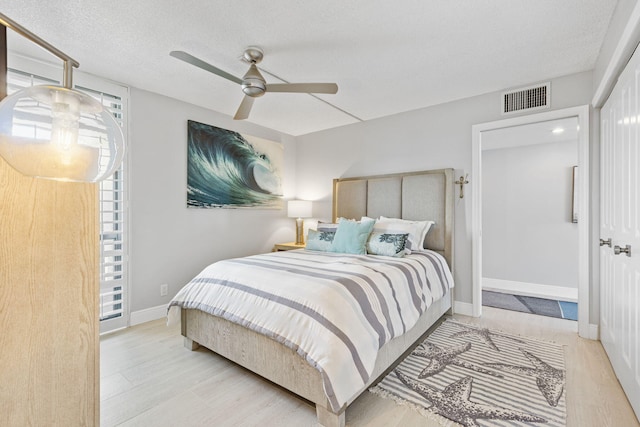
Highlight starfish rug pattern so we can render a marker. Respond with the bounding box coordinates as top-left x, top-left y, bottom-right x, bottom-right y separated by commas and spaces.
395, 370, 546, 427
485, 348, 566, 406
412, 342, 504, 379
370, 319, 567, 426
447, 320, 527, 352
